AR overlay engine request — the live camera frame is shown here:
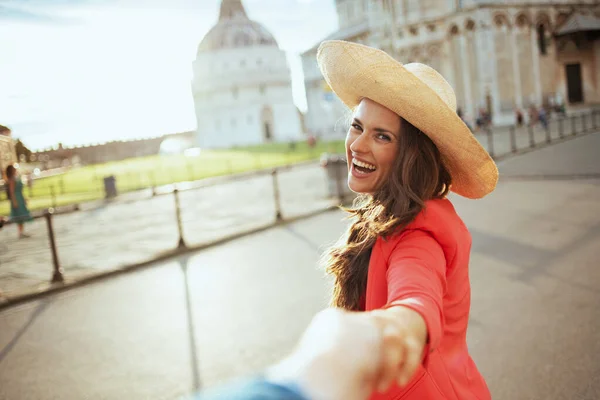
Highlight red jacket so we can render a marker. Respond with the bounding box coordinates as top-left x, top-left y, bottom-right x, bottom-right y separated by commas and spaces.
365, 199, 491, 400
